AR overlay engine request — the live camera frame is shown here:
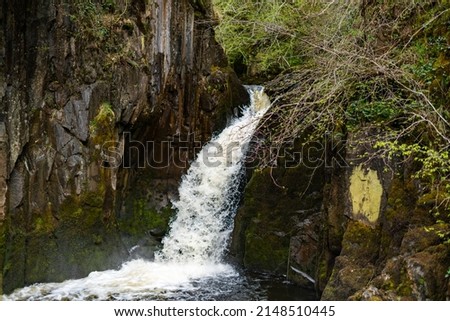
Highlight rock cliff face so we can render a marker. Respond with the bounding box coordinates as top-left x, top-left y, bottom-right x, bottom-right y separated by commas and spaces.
233, 73, 450, 300
0, 0, 248, 293
231, 138, 326, 288
230, 0, 450, 301
321, 157, 450, 301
